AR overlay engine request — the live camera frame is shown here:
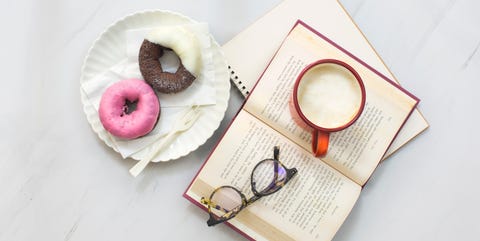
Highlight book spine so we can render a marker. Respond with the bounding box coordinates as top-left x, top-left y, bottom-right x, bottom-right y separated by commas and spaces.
228, 65, 249, 97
